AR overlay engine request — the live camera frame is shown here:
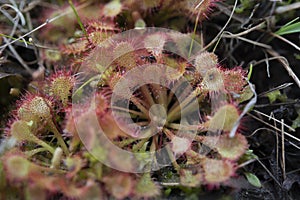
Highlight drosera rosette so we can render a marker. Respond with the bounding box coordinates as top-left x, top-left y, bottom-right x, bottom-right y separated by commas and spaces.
70, 28, 252, 190
13, 93, 69, 155
0, 2, 257, 199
